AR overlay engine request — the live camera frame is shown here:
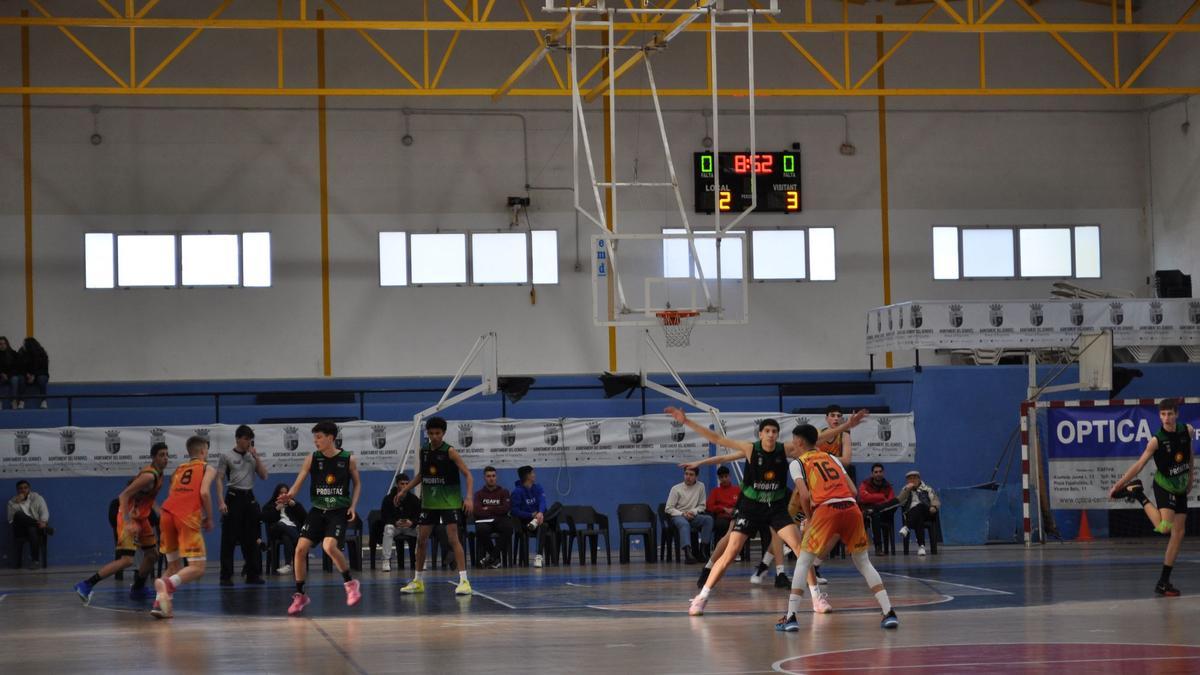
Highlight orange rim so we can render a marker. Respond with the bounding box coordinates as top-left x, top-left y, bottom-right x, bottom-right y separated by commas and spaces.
655, 310, 700, 326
